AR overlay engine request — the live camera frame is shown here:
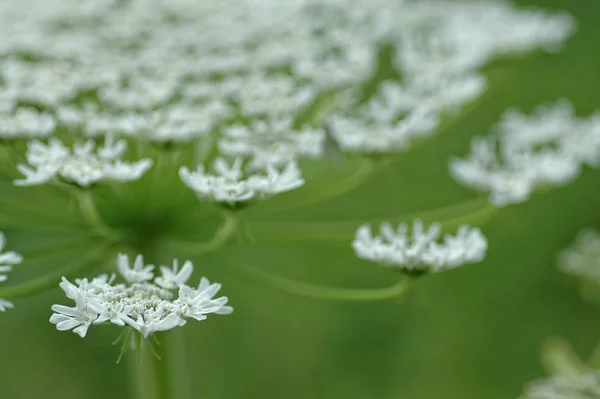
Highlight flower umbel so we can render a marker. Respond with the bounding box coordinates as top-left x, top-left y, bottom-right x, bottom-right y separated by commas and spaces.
179, 157, 305, 206
14, 135, 153, 187
520, 372, 600, 399
50, 254, 233, 338
0, 232, 23, 311
352, 220, 487, 273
